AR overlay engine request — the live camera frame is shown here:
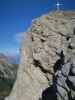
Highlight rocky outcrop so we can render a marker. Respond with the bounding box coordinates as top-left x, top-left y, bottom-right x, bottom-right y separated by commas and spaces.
6, 11, 75, 100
